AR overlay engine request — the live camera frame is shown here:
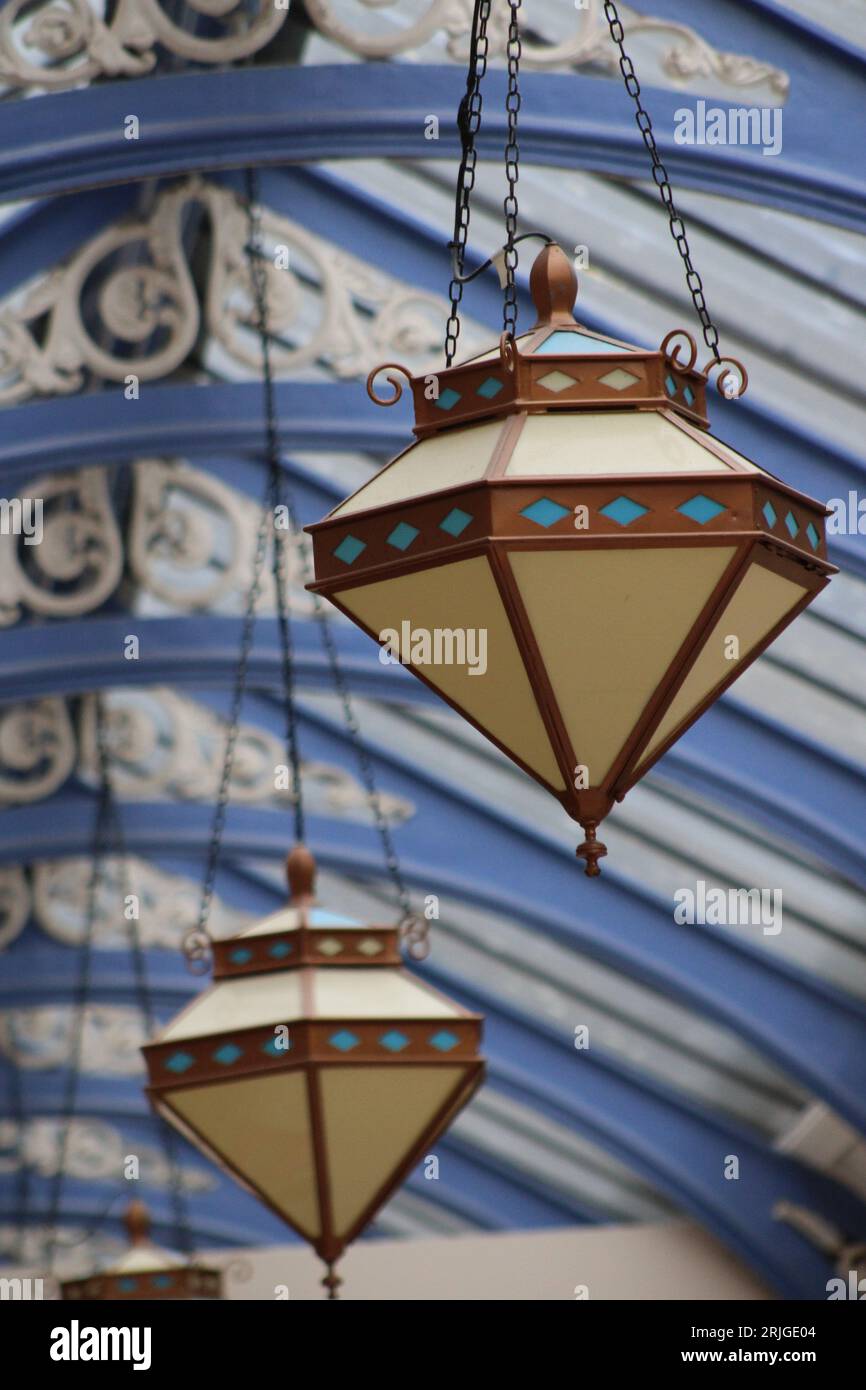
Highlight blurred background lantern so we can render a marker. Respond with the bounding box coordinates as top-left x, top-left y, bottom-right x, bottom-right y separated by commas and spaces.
143, 846, 483, 1298
61, 1200, 222, 1301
